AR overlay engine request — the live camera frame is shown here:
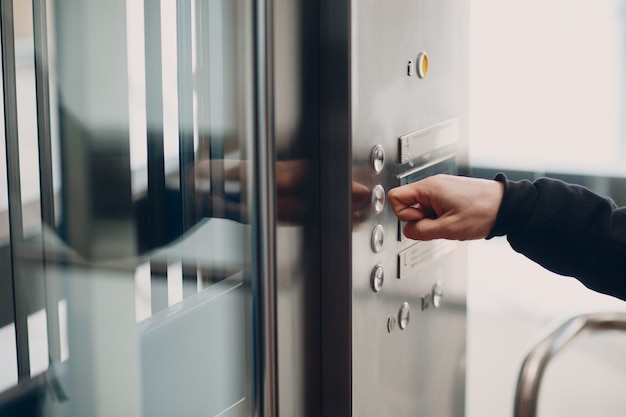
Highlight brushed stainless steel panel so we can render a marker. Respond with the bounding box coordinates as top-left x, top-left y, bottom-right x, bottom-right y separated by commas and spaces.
350, 0, 468, 416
